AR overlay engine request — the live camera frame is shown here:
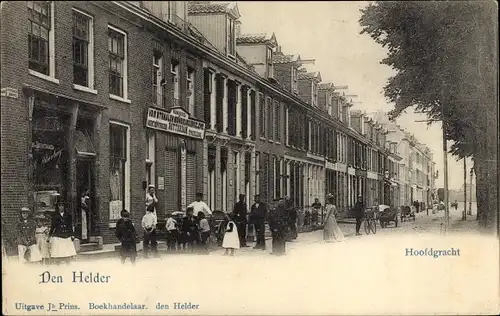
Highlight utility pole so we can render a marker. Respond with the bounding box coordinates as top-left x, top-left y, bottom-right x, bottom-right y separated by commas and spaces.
469, 167, 473, 215
463, 158, 467, 220
441, 84, 450, 232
